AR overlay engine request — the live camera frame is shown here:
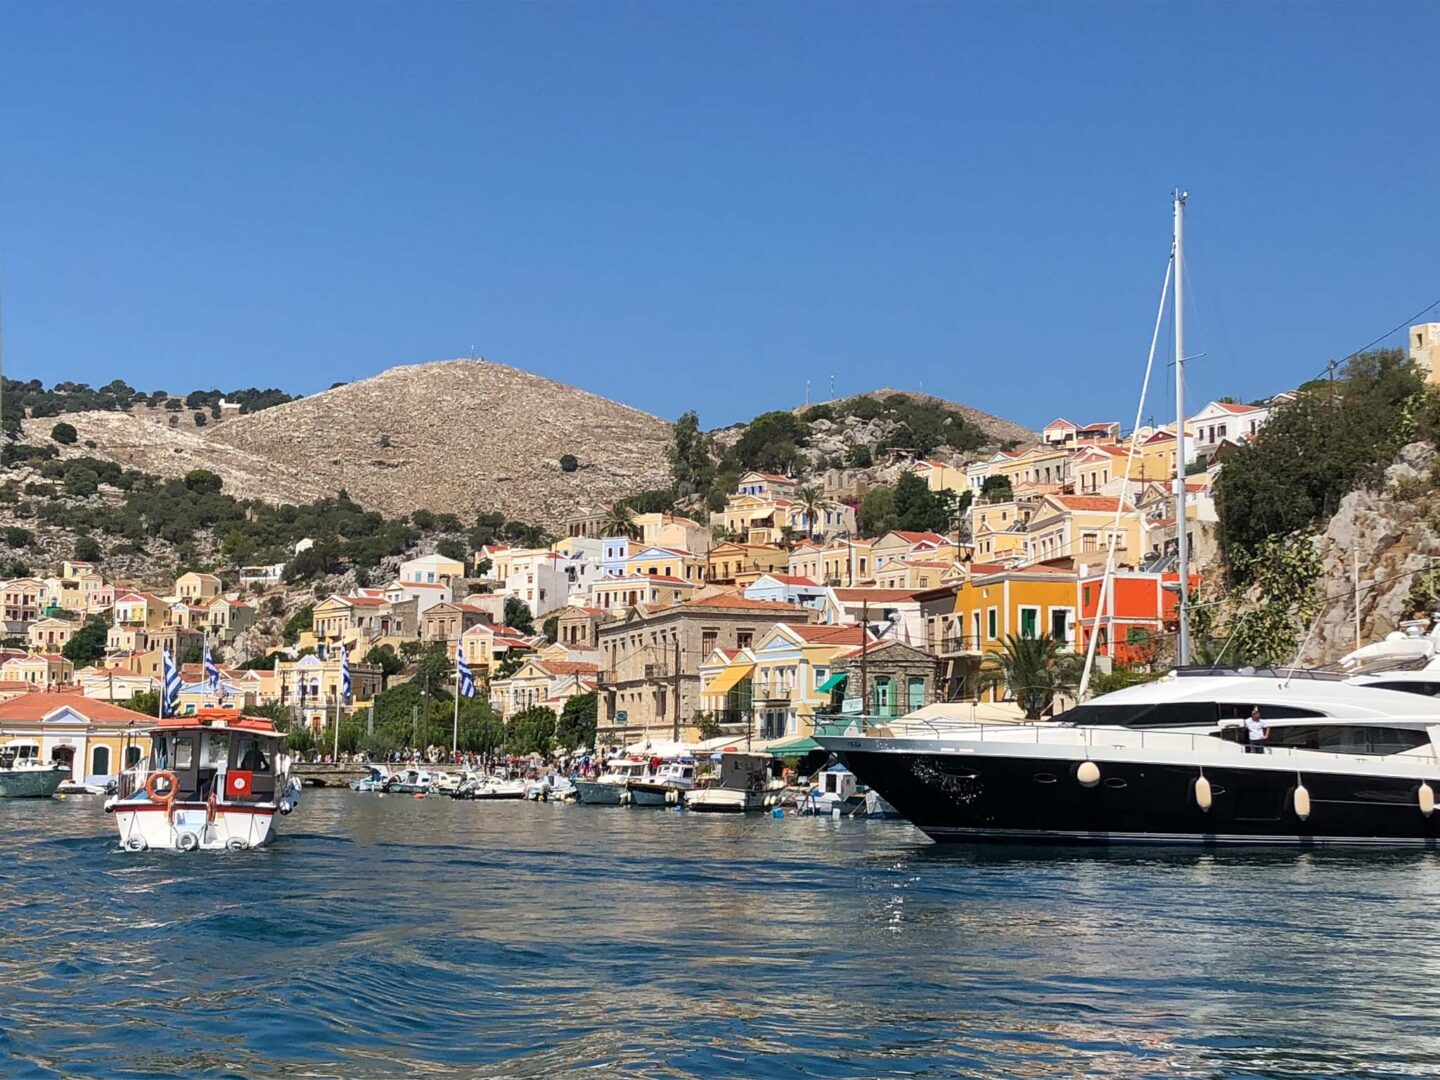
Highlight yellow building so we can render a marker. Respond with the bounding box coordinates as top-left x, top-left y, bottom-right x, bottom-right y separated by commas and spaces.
175, 571, 223, 603
624, 546, 708, 582
746, 623, 868, 740
2, 652, 74, 687
274, 654, 383, 733
707, 543, 790, 586
1023, 494, 1144, 566
0, 691, 152, 783
908, 459, 967, 495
